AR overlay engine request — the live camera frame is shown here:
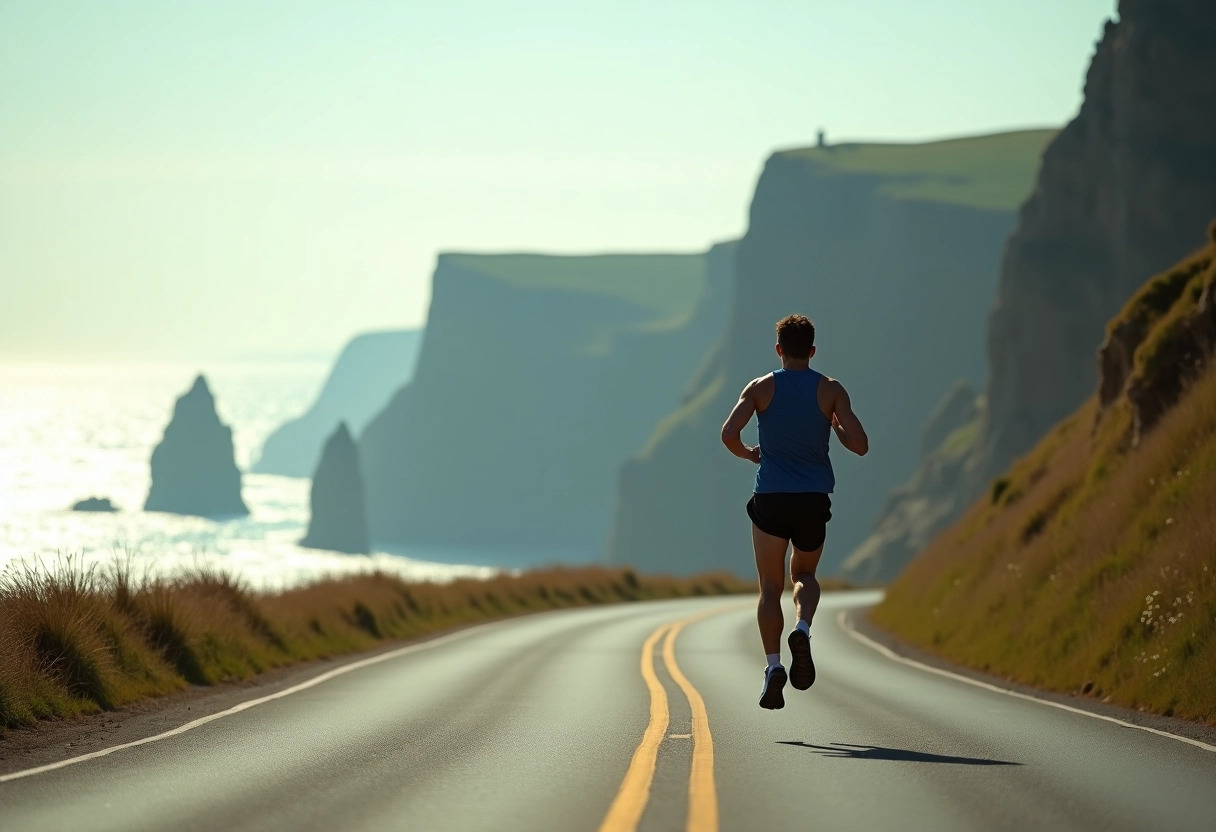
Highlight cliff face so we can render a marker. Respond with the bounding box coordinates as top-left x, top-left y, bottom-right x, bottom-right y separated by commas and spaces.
301, 422, 369, 555
358, 246, 733, 560
144, 375, 247, 517
254, 330, 423, 477
609, 131, 1053, 575
977, 0, 1216, 484
851, 0, 1216, 581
